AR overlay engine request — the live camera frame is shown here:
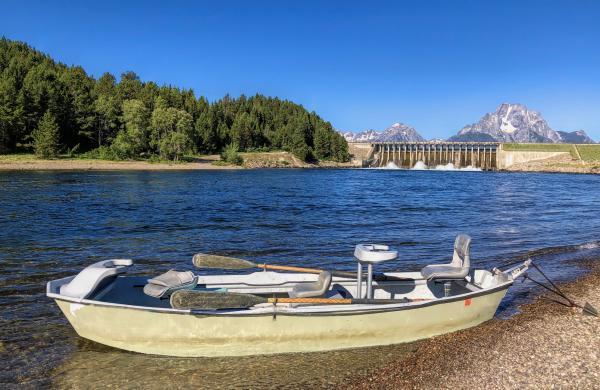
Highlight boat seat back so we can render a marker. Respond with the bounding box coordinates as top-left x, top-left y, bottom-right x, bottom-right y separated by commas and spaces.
289, 271, 332, 298
452, 234, 471, 269
420, 234, 471, 280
